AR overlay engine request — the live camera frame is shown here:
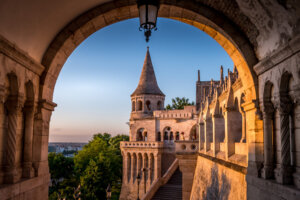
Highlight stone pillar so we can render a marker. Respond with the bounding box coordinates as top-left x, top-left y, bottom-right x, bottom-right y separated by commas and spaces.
244, 100, 263, 177
177, 154, 197, 200
22, 101, 36, 178
131, 153, 135, 183
275, 99, 293, 184
240, 108, 247, 142
4, 95, 24, 183
212, 114, 224, 157
0, 85, 5, 183
224, 107, 235, 159
154, 153, 161, 179
204, 117, 212, 152
261, 107, 274, 179
32, 100, 56, 178
199, 122, 204, 150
